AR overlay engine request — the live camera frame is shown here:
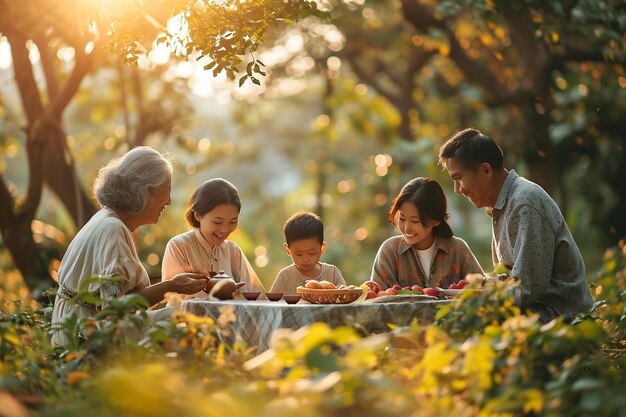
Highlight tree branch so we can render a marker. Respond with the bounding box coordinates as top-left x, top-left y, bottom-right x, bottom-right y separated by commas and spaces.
34, 33, 60, 102
400, 0, 513, 102
37, 40, 95, 125
0, 174, 15, 234
345, 52, 400, 109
